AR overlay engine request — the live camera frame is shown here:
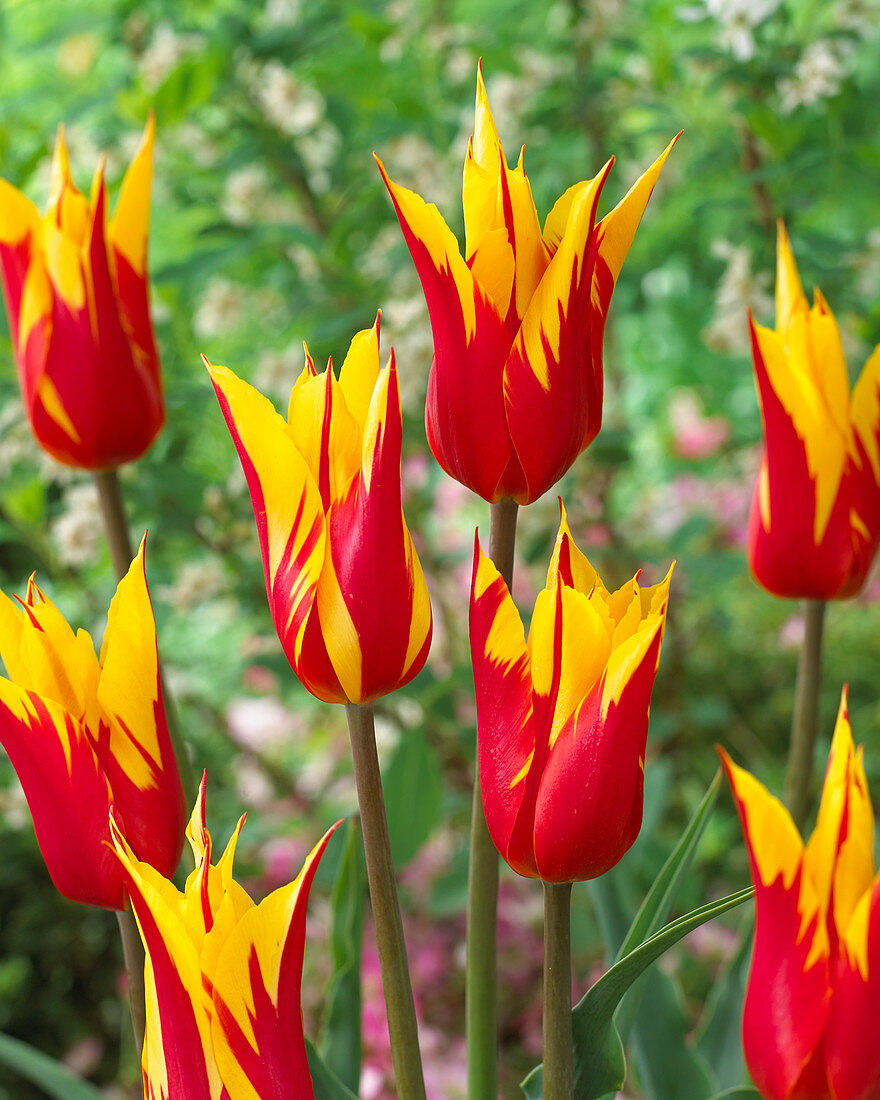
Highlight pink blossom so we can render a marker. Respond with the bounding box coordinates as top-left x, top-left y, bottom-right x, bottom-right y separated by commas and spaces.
669, 390, 730, 459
